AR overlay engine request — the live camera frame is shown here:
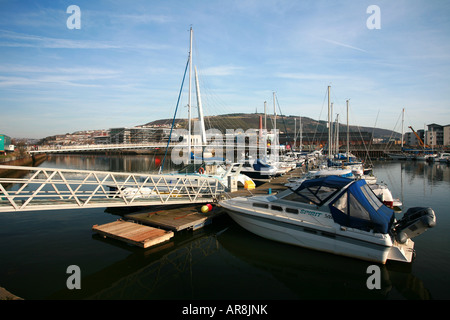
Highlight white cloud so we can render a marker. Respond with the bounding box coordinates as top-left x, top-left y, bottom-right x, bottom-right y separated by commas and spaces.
275, 72, 347, 81
0, 29, 168, 50
318, 38, 367, 53
200, 65, 244, 76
